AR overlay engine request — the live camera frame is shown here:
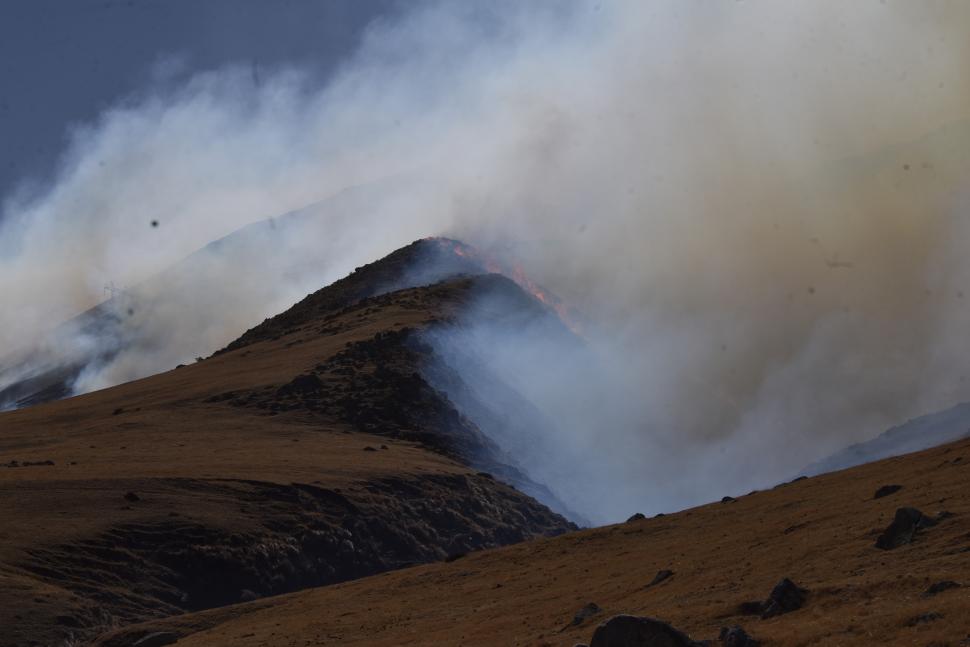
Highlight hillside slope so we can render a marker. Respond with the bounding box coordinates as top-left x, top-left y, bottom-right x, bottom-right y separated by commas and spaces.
0, 240, 576, 647
95, 434, 970, 647
0, 180, 421, 411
